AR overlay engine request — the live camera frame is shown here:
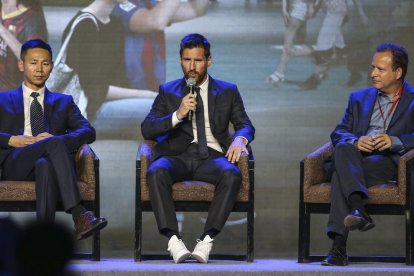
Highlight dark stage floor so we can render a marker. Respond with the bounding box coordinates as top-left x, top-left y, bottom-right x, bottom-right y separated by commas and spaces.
69, 258, 414, 276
